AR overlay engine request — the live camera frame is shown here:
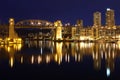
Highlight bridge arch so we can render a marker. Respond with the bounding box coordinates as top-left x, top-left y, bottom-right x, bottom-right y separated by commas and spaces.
15, 19, 54, 27
15, 19, 55, 40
